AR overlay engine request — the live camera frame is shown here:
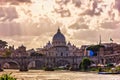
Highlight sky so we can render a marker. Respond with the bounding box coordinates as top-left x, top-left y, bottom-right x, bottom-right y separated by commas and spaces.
0, 0, 120, 49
